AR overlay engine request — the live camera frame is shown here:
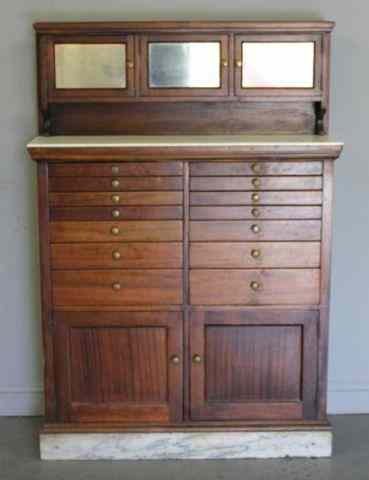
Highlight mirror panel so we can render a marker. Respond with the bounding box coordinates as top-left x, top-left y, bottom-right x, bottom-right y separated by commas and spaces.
55, 44, 126, 89
242, 42, 315, 88
148, 42, 220, 88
